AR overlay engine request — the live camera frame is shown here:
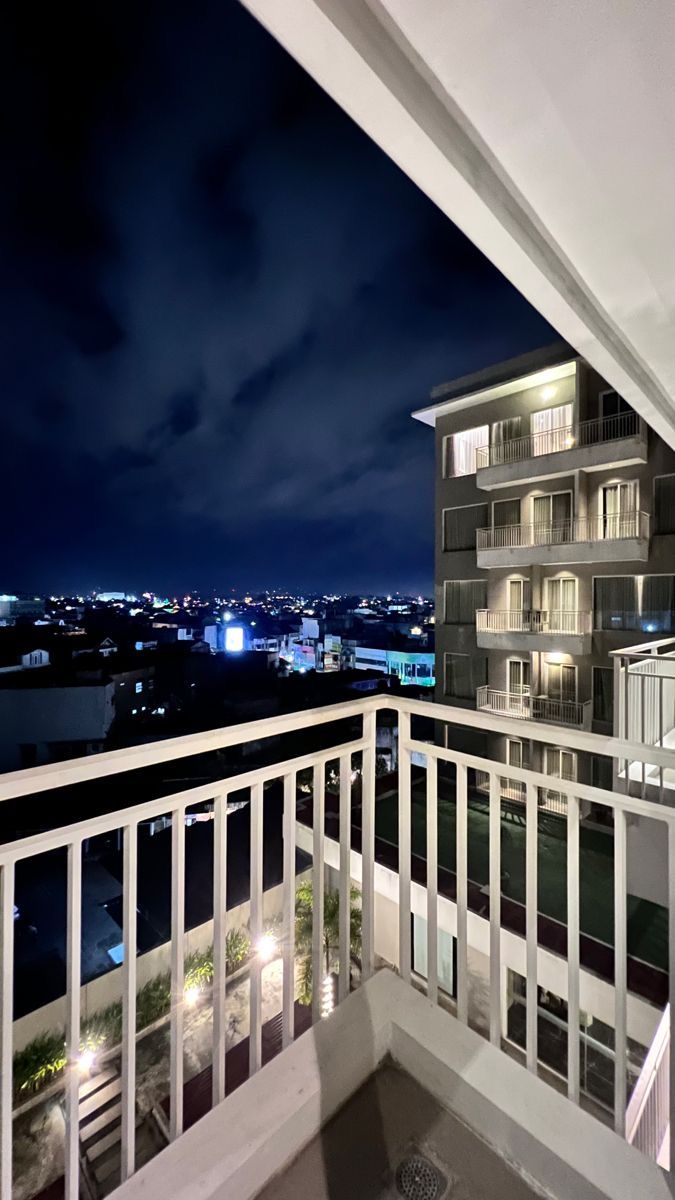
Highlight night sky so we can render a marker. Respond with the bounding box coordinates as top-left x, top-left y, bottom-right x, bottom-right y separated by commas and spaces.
2, 2, 555, 596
